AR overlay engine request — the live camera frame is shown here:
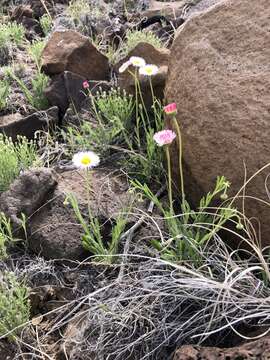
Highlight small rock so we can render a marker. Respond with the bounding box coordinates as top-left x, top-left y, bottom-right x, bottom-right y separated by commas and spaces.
0, 107, 59, 140
41, 30, 110, 80
0, 168, 58, 232
45, 71, 111, 115
142, 0, 186, 18
10, 4, 43, 39
174, 336, 270, 360
11, 5, 34, 20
